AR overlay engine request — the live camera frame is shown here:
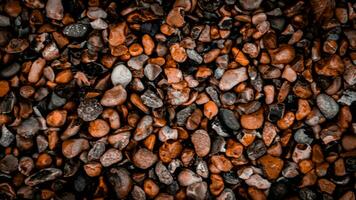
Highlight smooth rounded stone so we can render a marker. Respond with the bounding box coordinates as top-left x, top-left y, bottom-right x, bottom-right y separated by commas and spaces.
131, 185, 146, 200
100, 85, 127, 107
87, 142, 106, 161
187, 49, 203, 64
25, 168, 62, 186
211, 118, 230, 137
159, 126, 178, 142
196, 160, 209, 178
316, 94, 339, 119
46, 0, 63, 20
221, 92, 236, 106
155, 161, 173, 185
186, 182, 208, 200
247, 140, 266, 161
219, 109, 240, 130
191, 129, 211, 157
77, 98, 103, 121
245, 174, 271, 189
0, 155, 18, 173
219, 68, 248, 91
63, 23, 89, 38
128, 55, 149, 70
90, 18, 108, 30
0, 125, 15, 147
167, 87, 190, 105
206, 86, 221, 106
178, 169, 203, 186
107, 168, 133, 199
100, 148, 123, 167
133, 115, 153, 141
294, 129, 314, 145
0, 63, 21, 78
18, 157, 34, 176
239, 0, 263, 10
0, 15, 10, 27
141, 90, 163, 108
133, 148, 157, 169
144, 64, 162, 81
338, 90, 356, 106
48, 92, 66, 110
16, 117, 40, 138
217, 188, 236, 200
259, 154, 284, 180
108, 131, 130, 150
62, 139, 89, 159
111, 64, 132, 87
87, 7, 107, 19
